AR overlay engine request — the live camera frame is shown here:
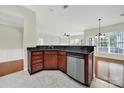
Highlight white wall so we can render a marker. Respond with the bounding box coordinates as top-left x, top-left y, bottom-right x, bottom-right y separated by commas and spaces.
37, 33, 85, 45
37, 33, 84, 45
70, 35, 84, 45
37, 33, 60, 45
0, 24, 23, 63
57, 35, 84, 45
0, 6, 37, 70
59, 38, 69, 45
0, 24, 23, 49
37, 34, 85, 45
